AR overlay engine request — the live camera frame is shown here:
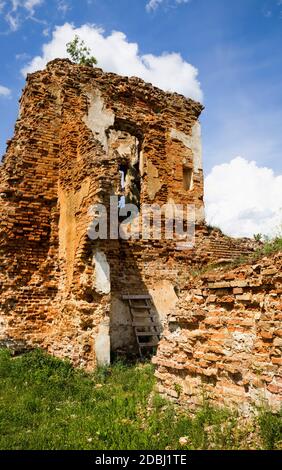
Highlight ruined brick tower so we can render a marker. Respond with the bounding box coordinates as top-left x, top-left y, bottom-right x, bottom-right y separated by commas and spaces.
0, 59, 206, 368
1, 60, 281, 414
